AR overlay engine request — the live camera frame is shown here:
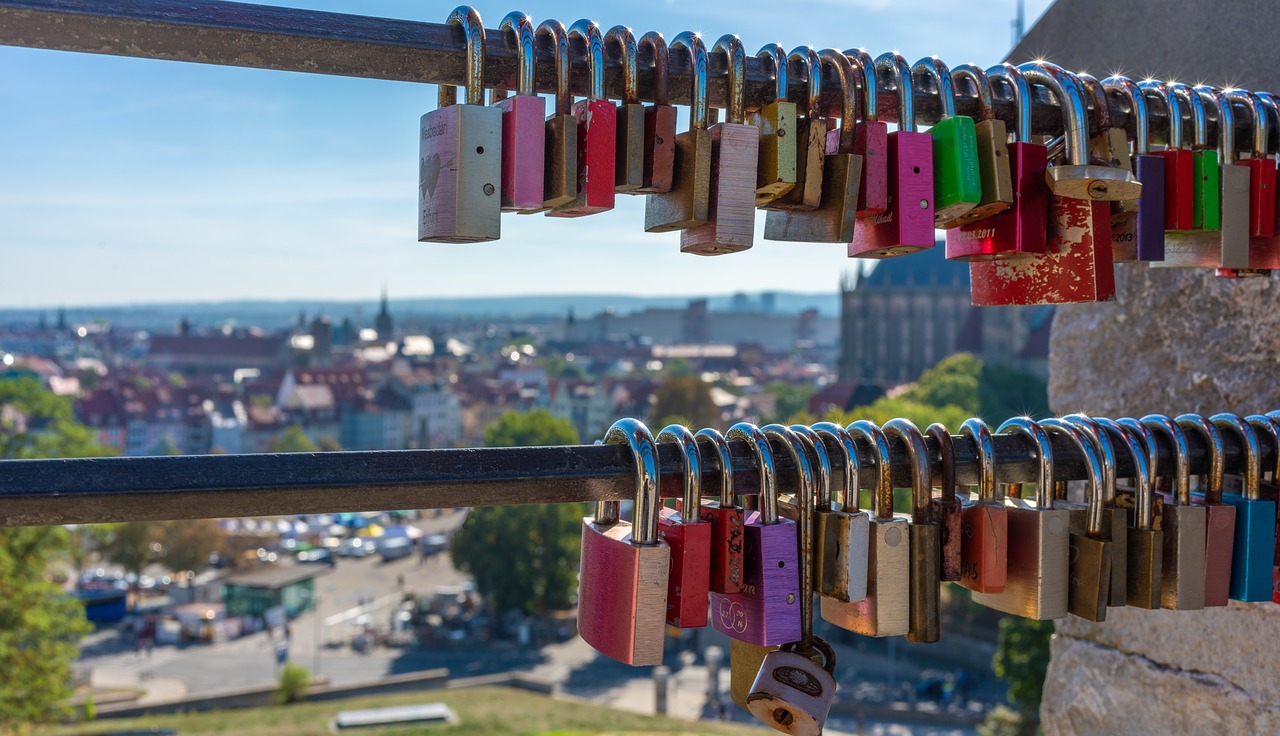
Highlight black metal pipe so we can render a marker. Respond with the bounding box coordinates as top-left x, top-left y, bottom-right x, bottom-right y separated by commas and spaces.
0, 0, 1263, 149
0, 423, 1272, 526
